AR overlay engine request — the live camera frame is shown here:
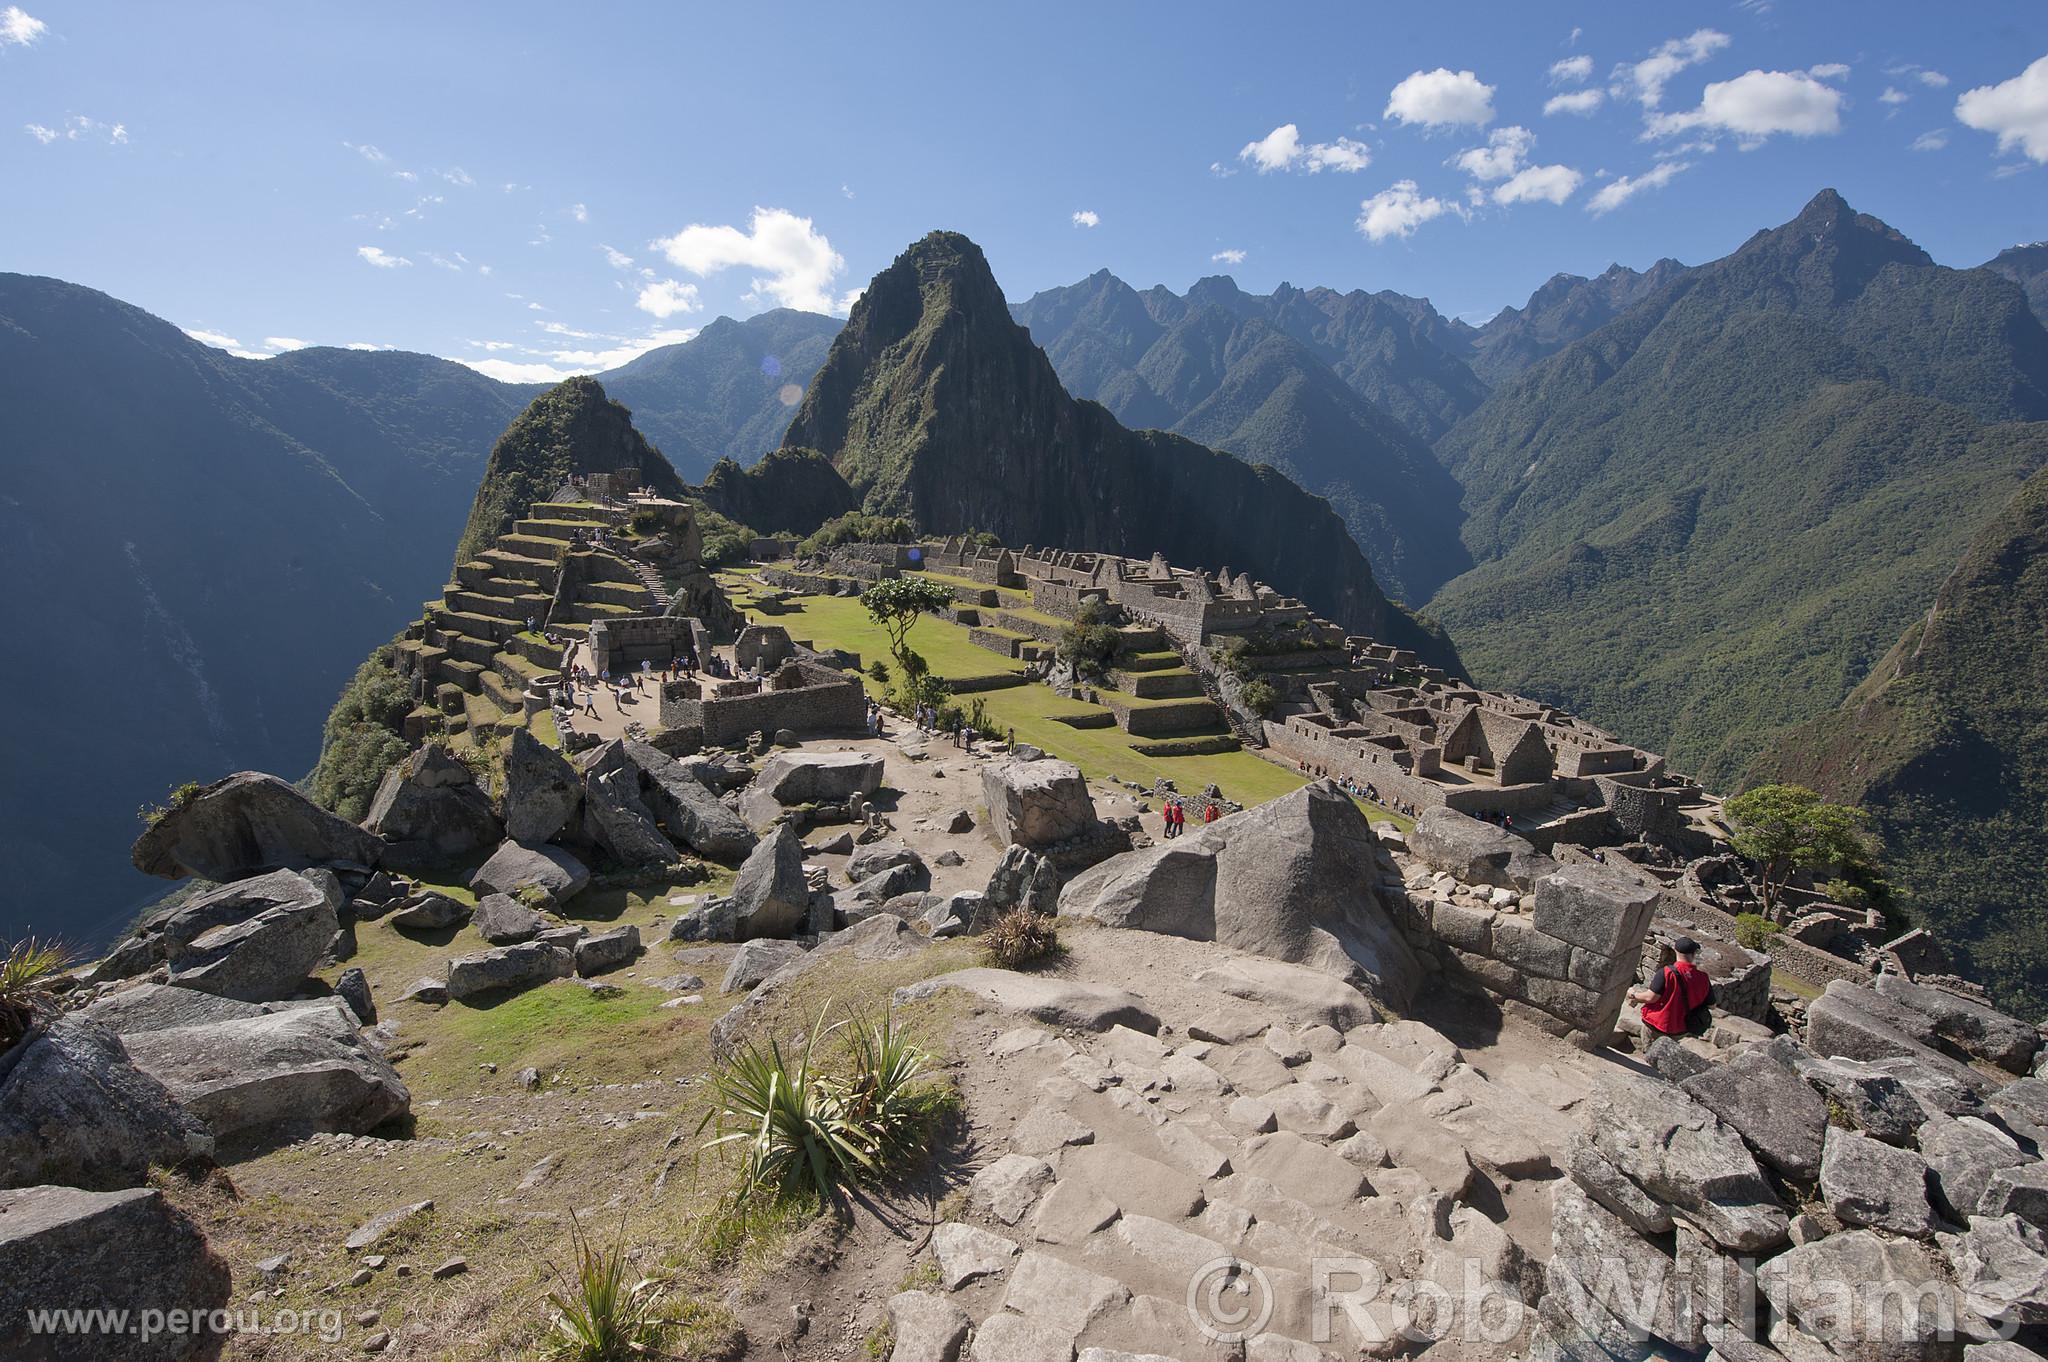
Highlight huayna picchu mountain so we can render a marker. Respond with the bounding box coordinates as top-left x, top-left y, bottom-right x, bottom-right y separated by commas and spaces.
781, 231, 1458, 664
1425, 189, 2048, 789
1753, 463, 2048, 1016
